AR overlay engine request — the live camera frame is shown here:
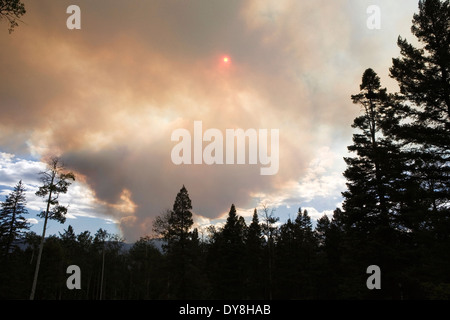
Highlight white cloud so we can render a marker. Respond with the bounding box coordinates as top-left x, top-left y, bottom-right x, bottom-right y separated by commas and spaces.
247, 146, 346, 210
26, 218, 39, 225
0, 153, 45, 187
296, 146, 346, 202
0, 153, 116, 226
301, 207, 335, 221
